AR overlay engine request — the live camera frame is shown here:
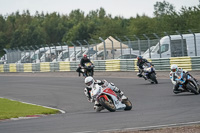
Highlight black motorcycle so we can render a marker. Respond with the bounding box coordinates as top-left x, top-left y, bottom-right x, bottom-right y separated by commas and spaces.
137, 62, 158, 84
82, 62, 94, 77
172, 72, 200, 95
